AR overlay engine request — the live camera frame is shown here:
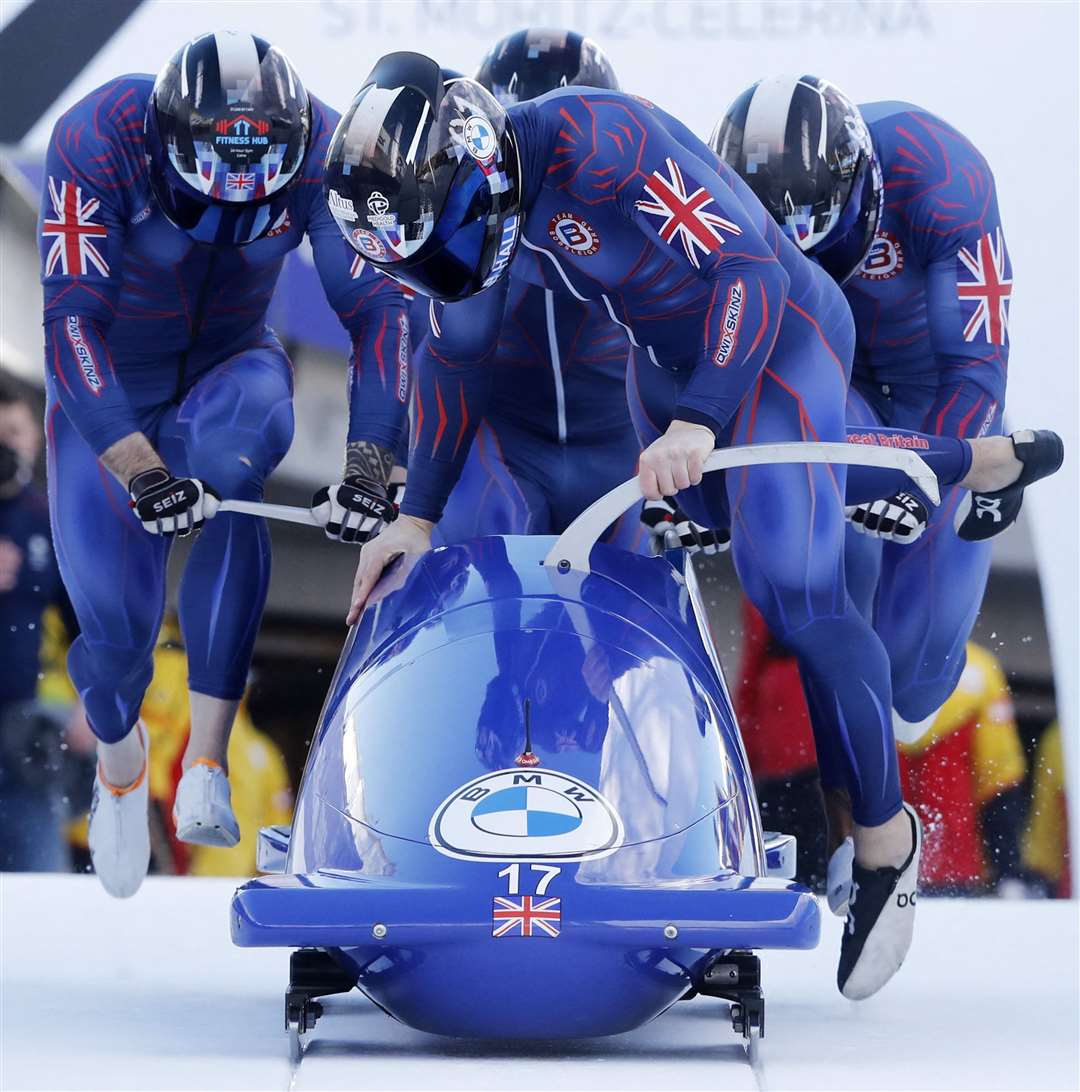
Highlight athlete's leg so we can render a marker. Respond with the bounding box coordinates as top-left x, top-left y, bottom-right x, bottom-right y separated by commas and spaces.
157, 344, 294, 770
725, 303, 906, 845
433, 419, 551, 545
874, 406, 1001, 723
46, 399, 168, 770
